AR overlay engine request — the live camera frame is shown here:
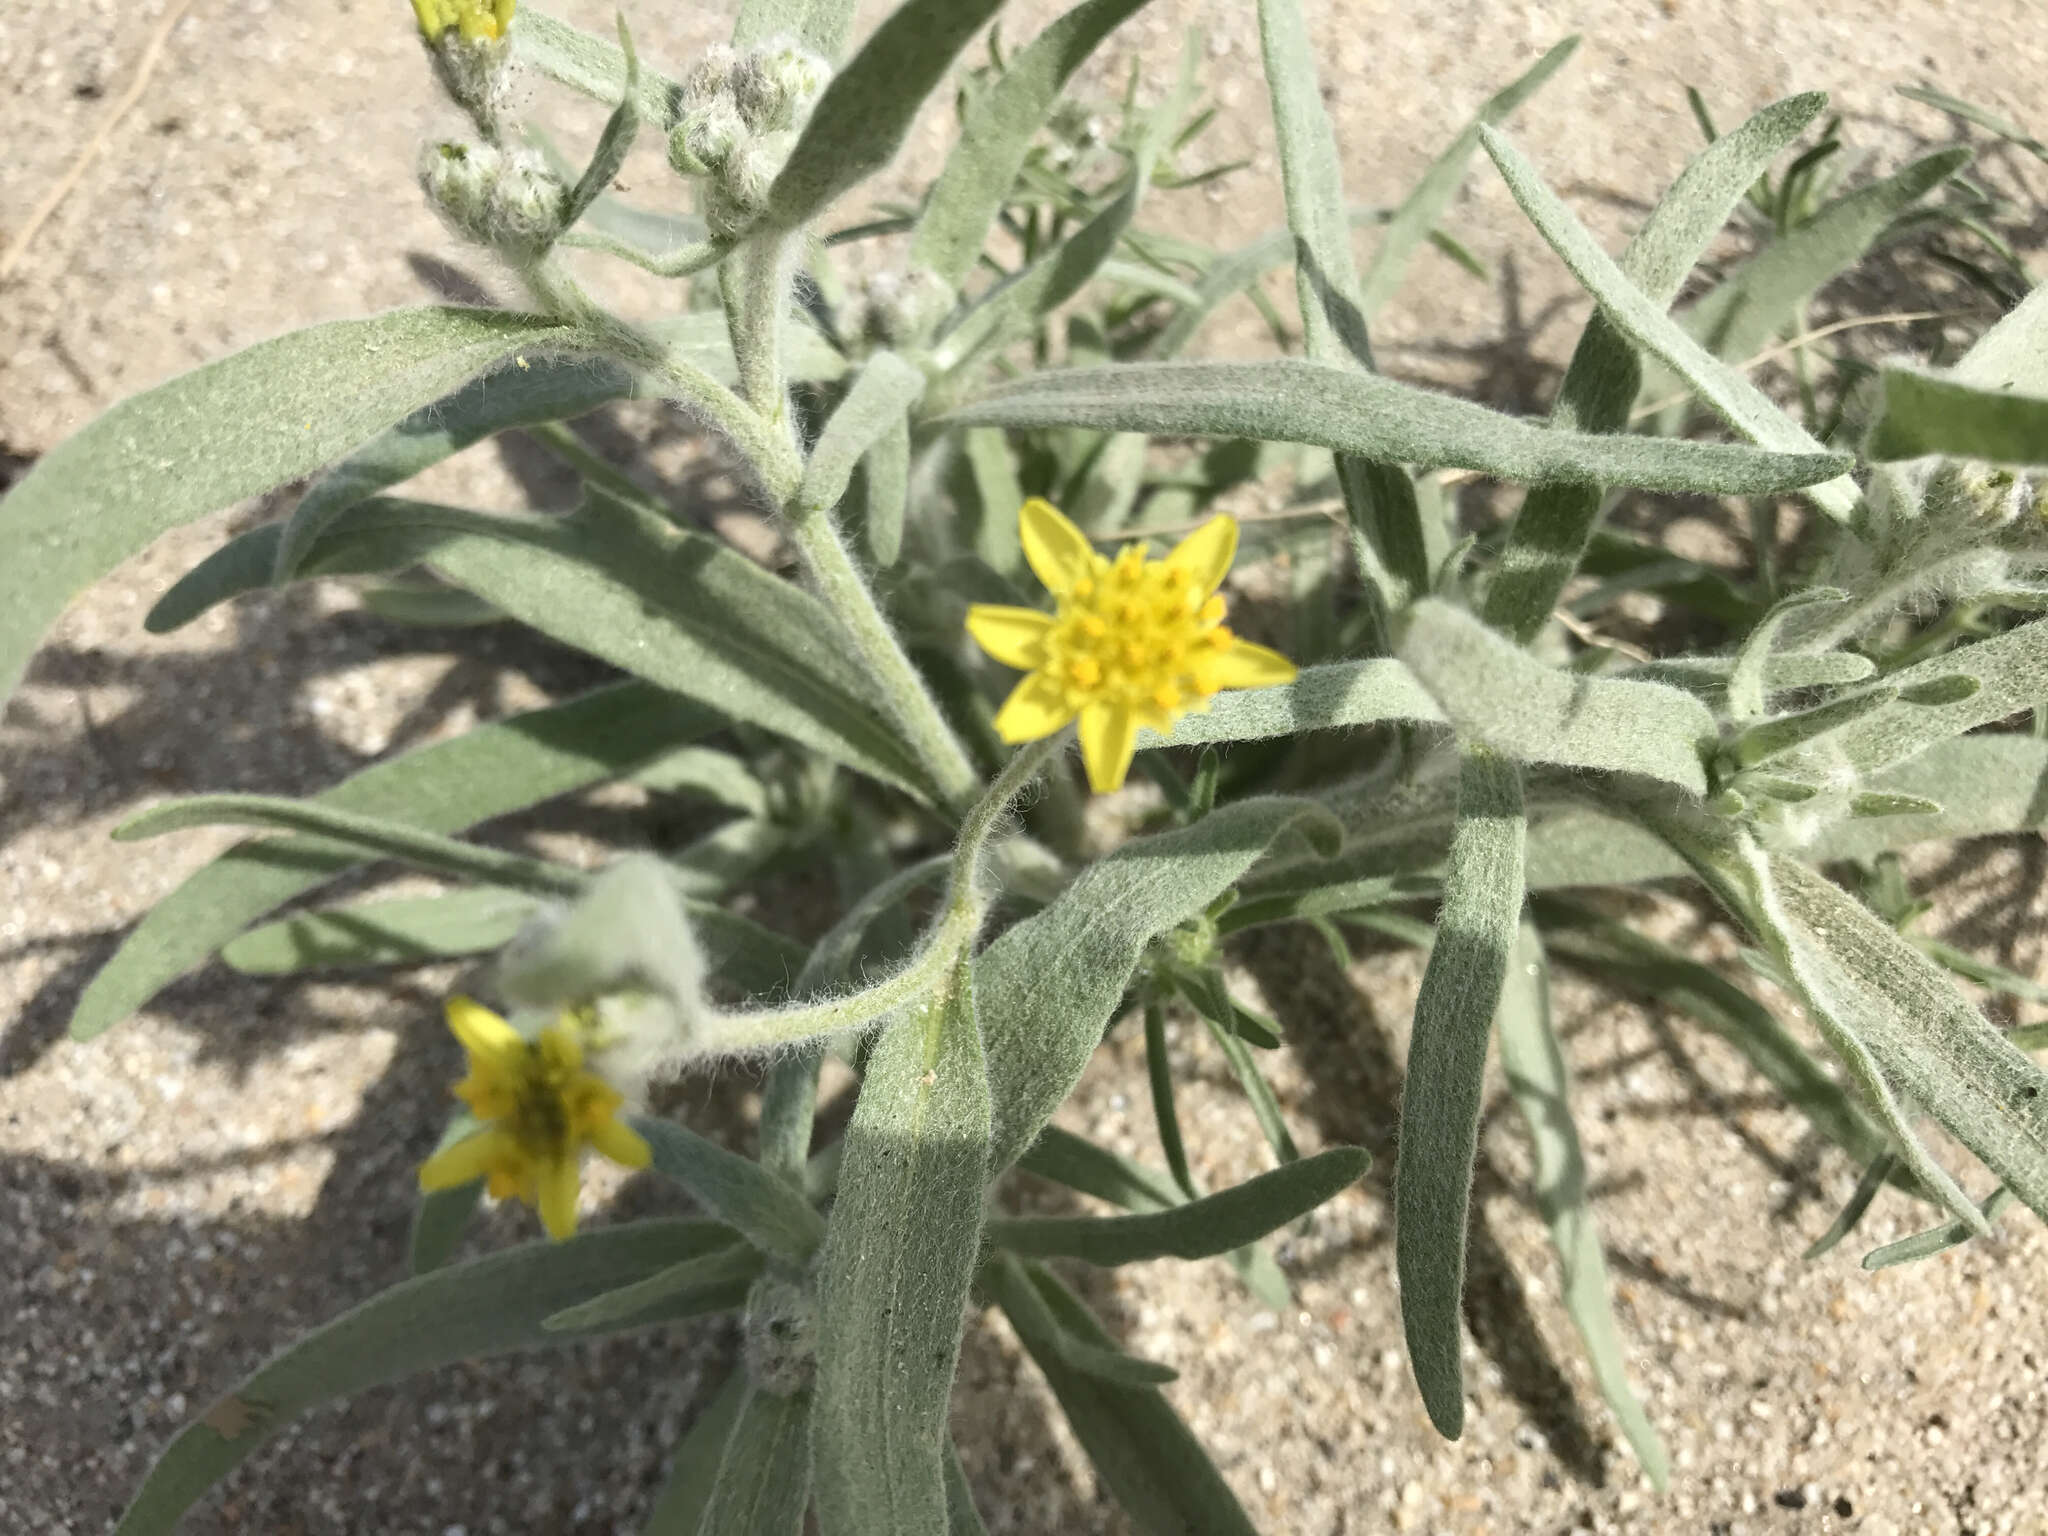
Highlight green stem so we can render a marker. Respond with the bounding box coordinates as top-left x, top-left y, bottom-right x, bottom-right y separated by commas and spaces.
692, 735, 1066, 1057
725, 233, 798, 442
